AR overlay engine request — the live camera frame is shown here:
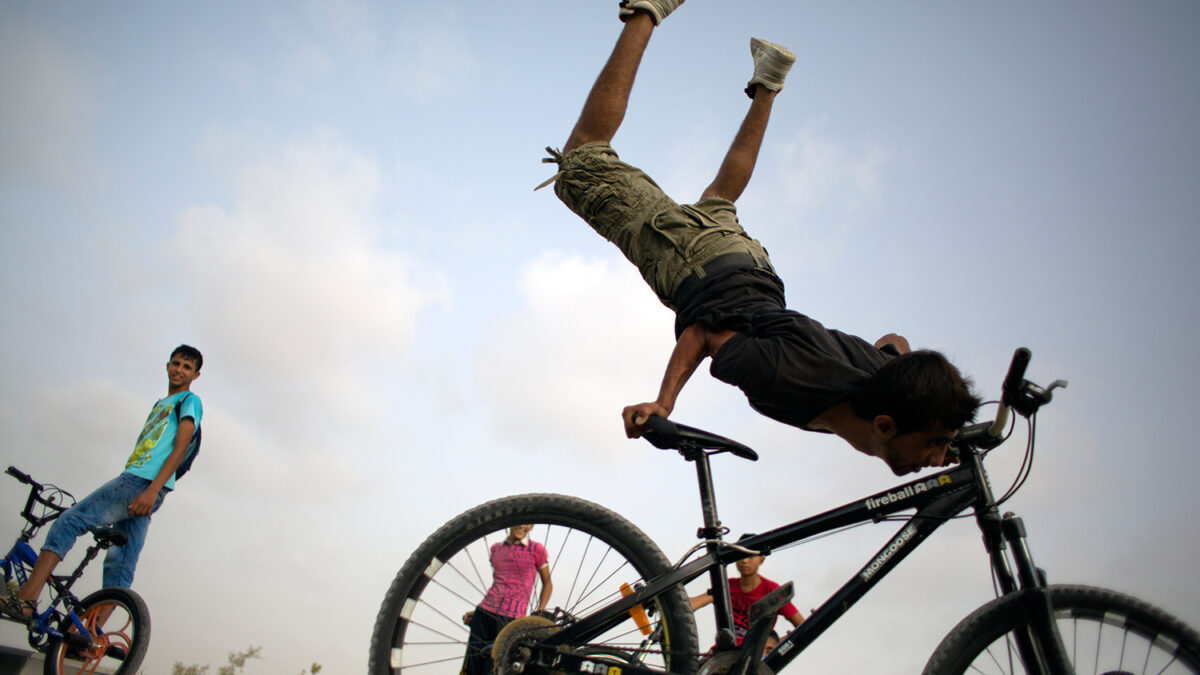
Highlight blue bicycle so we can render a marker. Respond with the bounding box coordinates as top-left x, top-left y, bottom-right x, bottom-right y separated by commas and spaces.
1, 466, 150, 675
